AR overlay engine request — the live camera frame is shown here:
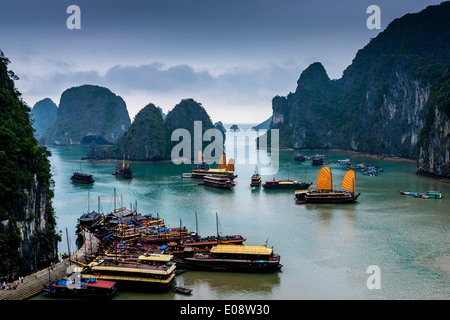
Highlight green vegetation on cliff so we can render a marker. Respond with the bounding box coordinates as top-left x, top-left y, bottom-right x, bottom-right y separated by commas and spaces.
87, 98, 217, 161
42, 85, 131, 145
89, 103, 167, 160
0, 51, 59, 277
30, 98, 58, 140
267, 2, 450, 163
